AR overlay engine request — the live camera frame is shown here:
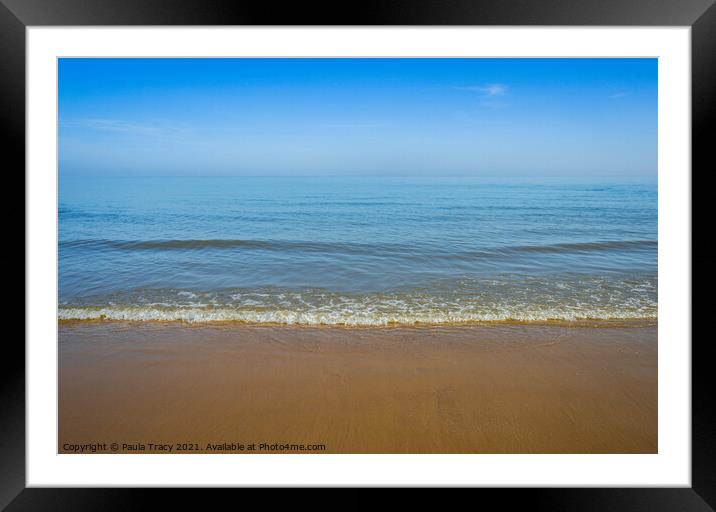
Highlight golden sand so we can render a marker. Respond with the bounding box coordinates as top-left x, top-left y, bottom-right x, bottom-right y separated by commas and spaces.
59, 323, 656, 454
